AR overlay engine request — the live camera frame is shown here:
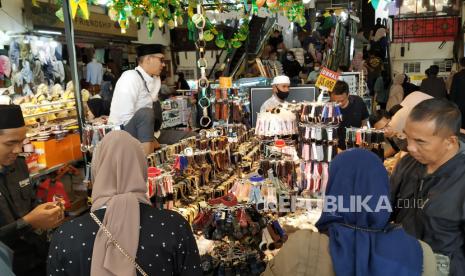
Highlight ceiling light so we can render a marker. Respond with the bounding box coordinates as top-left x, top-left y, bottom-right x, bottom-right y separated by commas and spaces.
37, 30, 62, 35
